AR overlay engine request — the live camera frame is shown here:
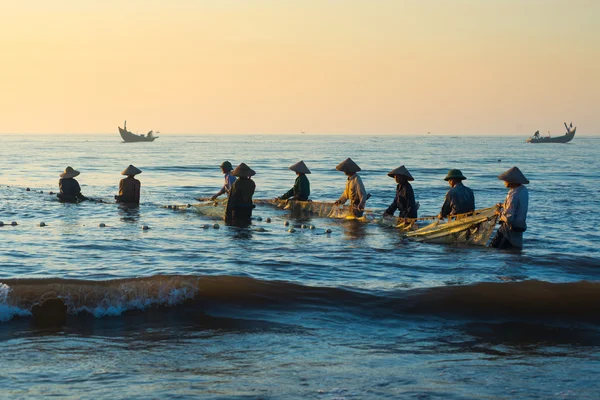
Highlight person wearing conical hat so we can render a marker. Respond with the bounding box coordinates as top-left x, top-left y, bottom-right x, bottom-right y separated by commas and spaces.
384, 166, 418, 218
57, 166, 88, 203
439, 169, 475, 218
278, 161, 311, 201
115, 165, 142, 204
333, 158, 368, 217
490, 166, 529, 249
211, 161, 237, 201
225, 163, 256, 225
